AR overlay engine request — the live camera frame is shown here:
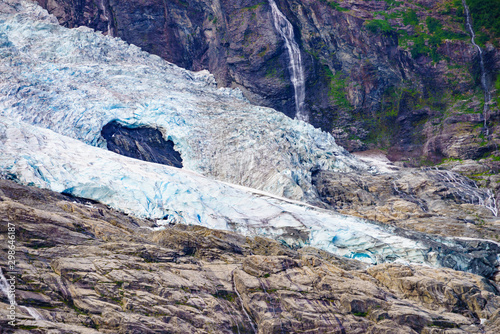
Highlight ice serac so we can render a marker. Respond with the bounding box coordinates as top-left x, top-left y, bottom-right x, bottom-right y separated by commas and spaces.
0, 0, 362, 204
0, 116, 499, 277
